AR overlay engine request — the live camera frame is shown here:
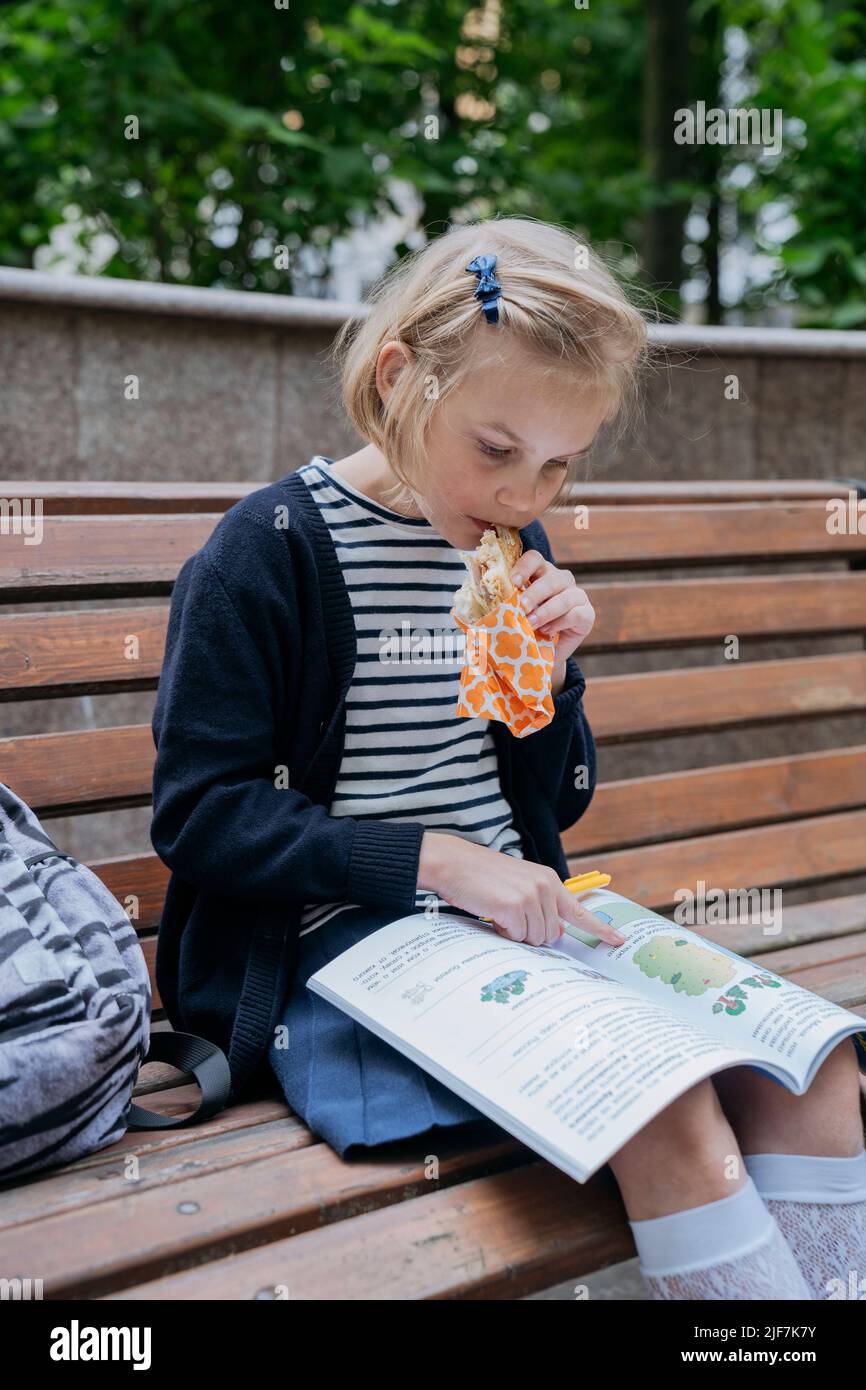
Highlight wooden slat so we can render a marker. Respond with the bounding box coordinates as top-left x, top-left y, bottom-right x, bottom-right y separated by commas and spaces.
5, 586, 866, 705
140, 935, 158, 1006
0, 1095, 299, 1211
583, 651, 866, 740
99, 1159, 626, 1301
5, 1123, 535, 1299
108, 1002, 866, 1304
0, 515, 220, 599
7, 654, 866, 813
564, 746, 866, 854
90, 855, 168, 932
2, 727, 155, 814
582, 573, 866, 650
5, 515, 866, 606
0, 607, 166, 700
566, 808, 866, 911
106, 1005, 866, 1305
554, 479, 864, 505
0, 482, 260, 514
5, 569, 866, 700
133, 886, 866, 1012
730, 929, 866, 1011
0, 478, 850, 516
714, 933, 866, 1016
544, 501, 866, 567
137, 895, 866, 1019
680, 891, 866, 959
